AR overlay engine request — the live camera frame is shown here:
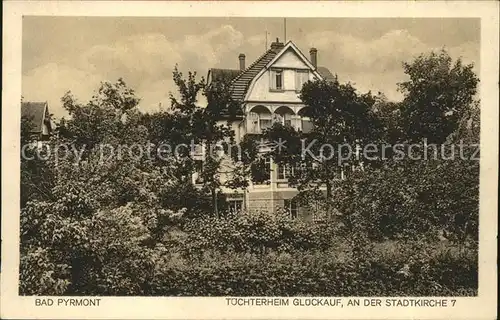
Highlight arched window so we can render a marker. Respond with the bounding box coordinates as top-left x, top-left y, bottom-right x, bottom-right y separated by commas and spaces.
274, 106, 295, 127
248, 105, 272, 133
298, 107, 313, 133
